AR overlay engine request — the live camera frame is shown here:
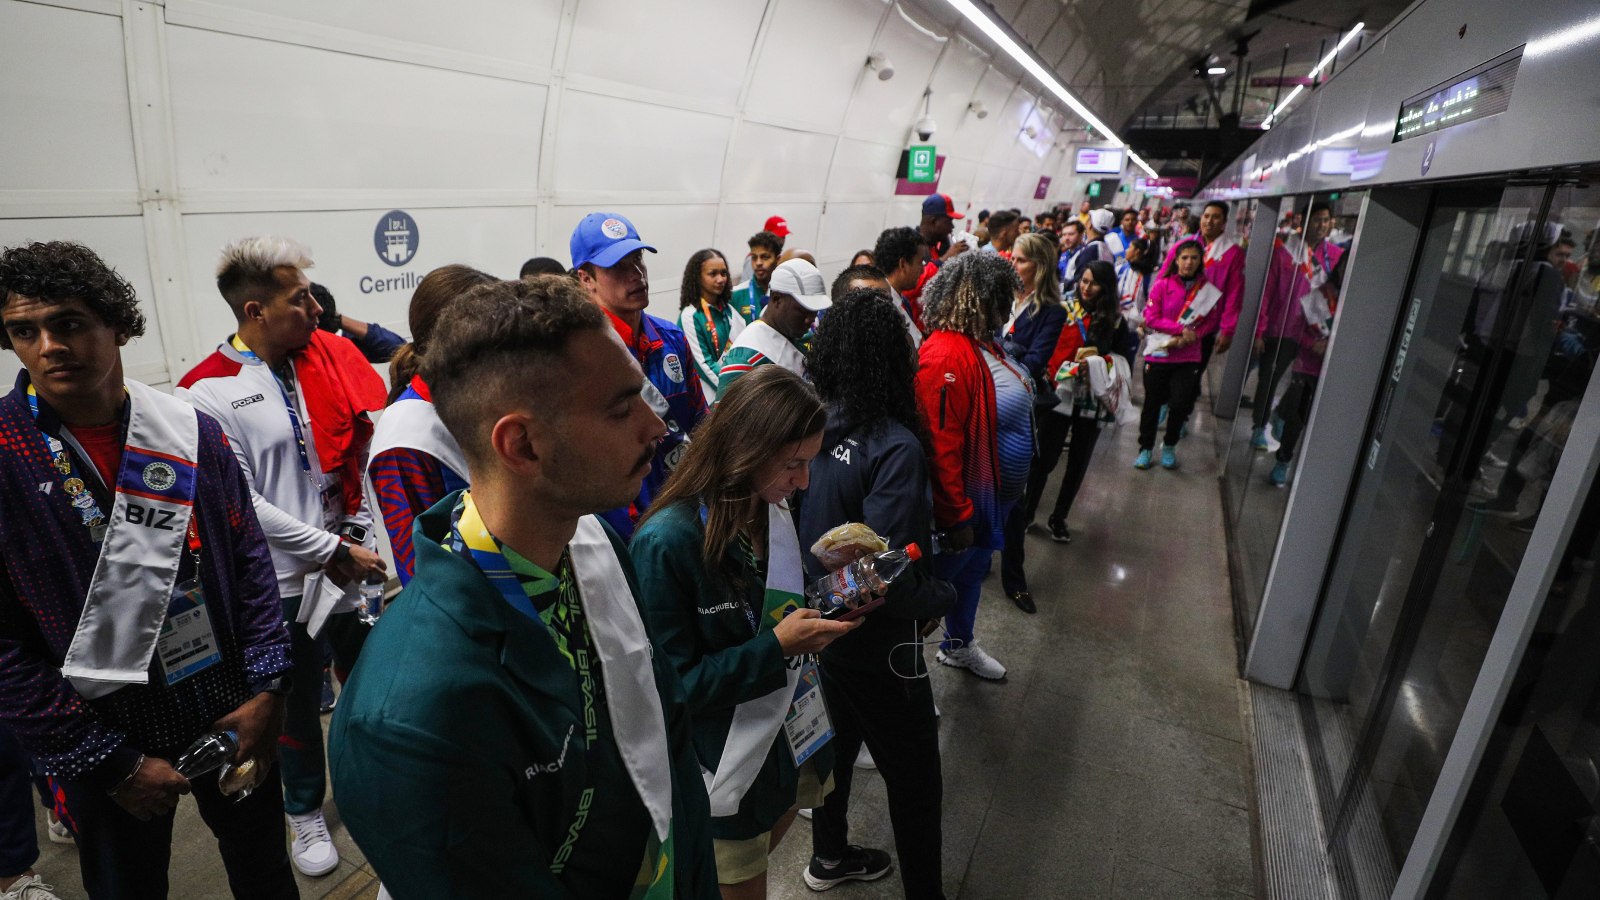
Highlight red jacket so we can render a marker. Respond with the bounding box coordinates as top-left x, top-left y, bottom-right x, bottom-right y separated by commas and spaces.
914, 330, 1004, 550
